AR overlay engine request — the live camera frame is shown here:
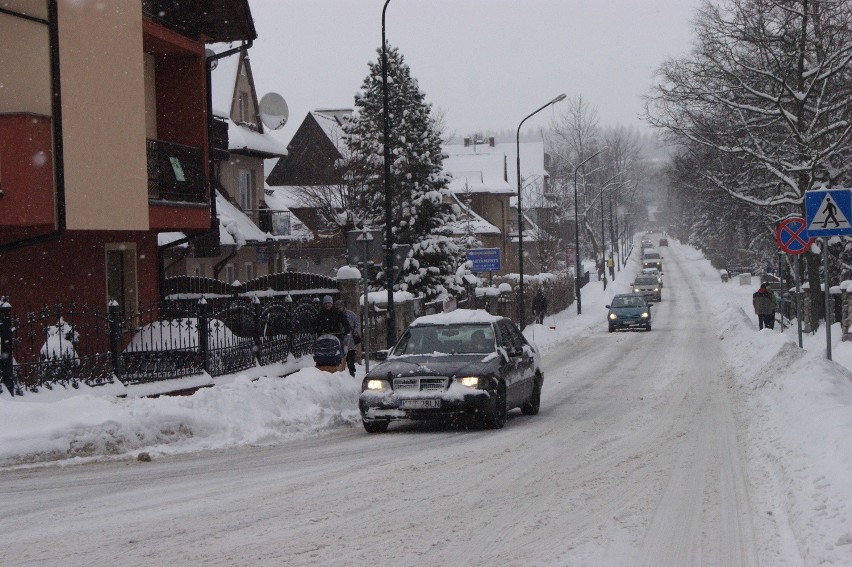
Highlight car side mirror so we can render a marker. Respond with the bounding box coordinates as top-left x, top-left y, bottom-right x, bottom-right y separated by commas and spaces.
605, 305, 611, 309
647, 304, 653, 308
375, 349, 389, 361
